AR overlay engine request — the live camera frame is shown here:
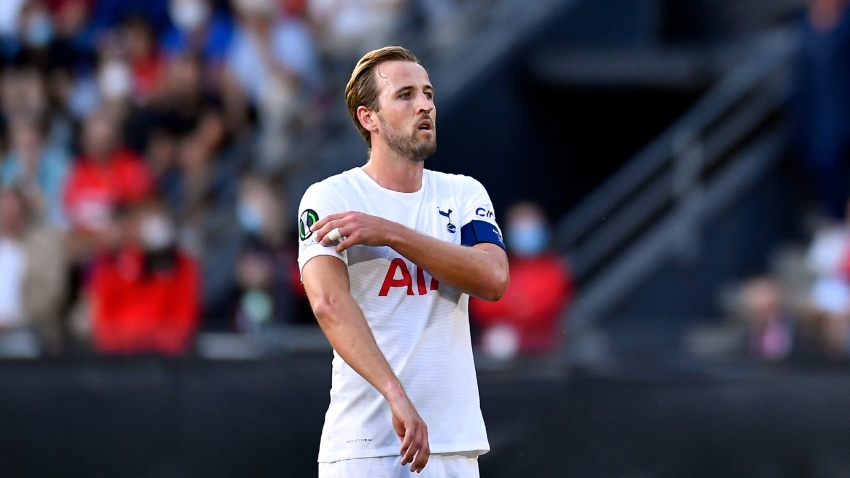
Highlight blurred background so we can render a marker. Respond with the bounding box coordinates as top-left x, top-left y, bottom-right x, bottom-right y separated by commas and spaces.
2, 0, 850, 476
